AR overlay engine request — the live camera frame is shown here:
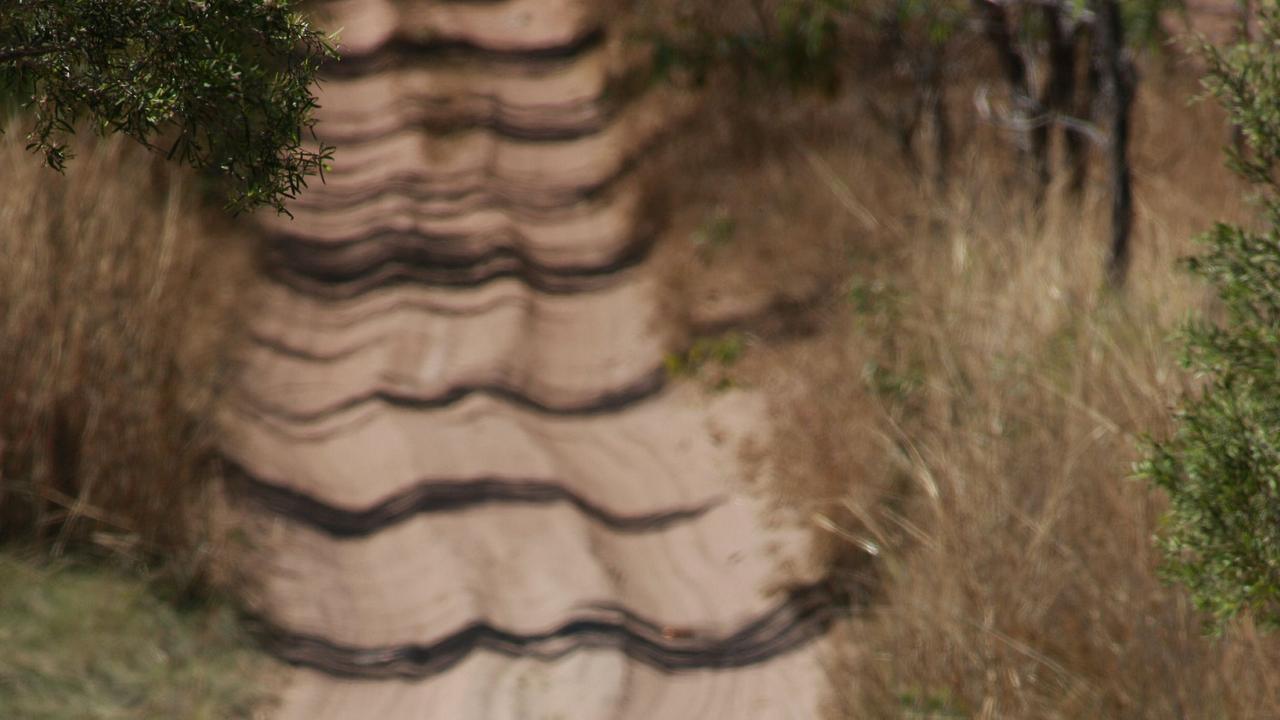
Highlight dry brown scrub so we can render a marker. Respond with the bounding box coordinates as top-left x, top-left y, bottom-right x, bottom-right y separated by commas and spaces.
651, 51, 1280, 716
0, 128, 255, 575
790, 71, 1280, 718
637, 3, 988, 345
644, 85, 941, 350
